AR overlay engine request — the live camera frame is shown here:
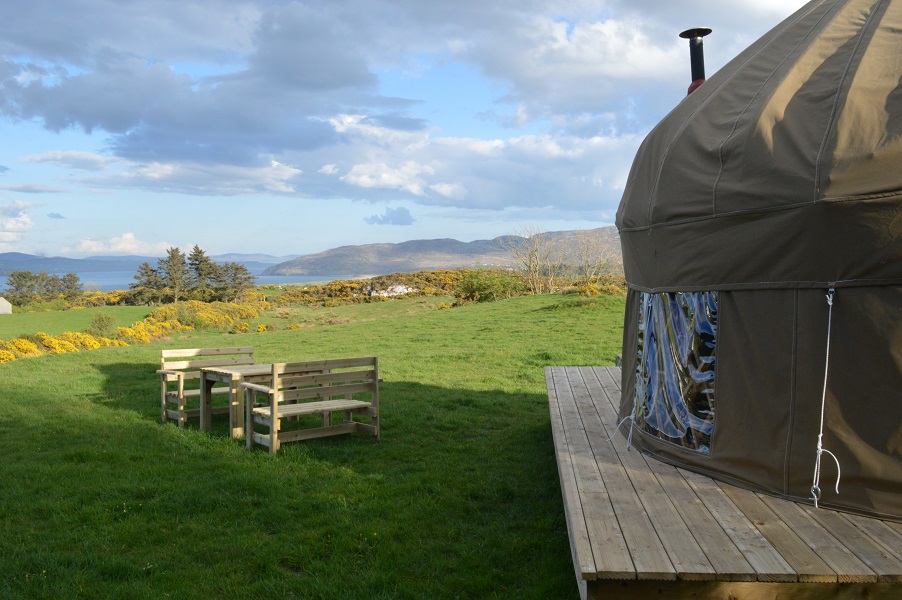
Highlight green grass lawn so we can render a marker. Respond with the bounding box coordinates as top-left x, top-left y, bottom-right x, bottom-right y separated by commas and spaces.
0, 294, 625, 599
0, 306, 151, 339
